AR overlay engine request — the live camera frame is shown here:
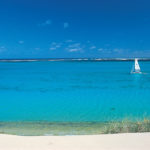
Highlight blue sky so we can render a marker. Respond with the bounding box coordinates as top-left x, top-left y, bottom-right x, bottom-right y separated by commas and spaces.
0, 0, 150, 58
